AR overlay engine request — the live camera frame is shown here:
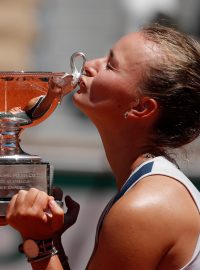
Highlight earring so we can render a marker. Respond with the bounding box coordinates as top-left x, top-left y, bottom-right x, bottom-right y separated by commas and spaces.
124, 112, 129, 119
